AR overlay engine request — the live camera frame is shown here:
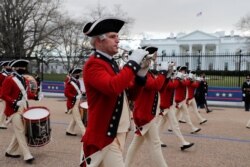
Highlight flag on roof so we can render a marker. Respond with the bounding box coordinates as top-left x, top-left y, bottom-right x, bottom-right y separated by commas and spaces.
196, 11, 202, 17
